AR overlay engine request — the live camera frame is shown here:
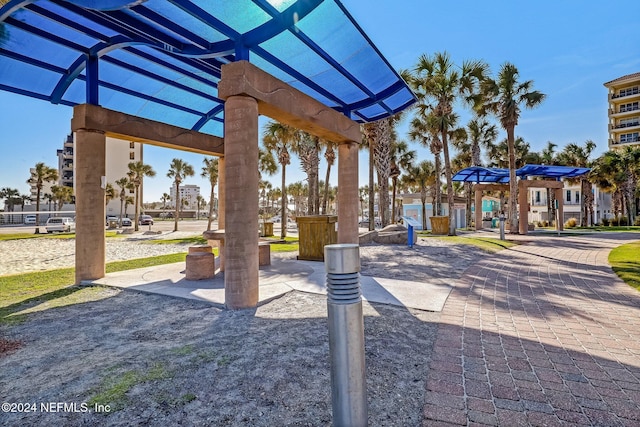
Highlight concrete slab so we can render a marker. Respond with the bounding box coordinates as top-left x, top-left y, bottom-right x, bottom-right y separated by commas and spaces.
88, 256, 452, 312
